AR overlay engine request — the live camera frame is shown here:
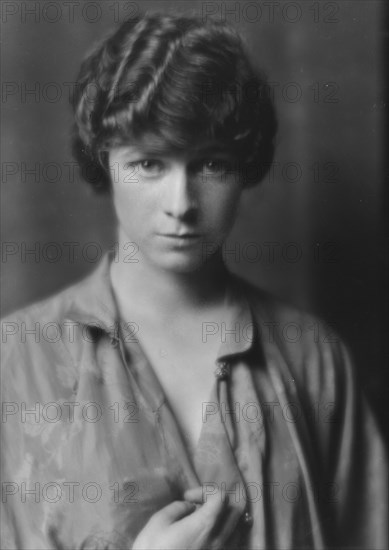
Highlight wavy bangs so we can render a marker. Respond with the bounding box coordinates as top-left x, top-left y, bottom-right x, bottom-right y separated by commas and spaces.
72, 14, 277, 191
